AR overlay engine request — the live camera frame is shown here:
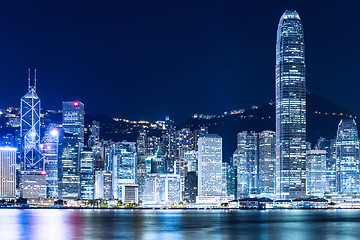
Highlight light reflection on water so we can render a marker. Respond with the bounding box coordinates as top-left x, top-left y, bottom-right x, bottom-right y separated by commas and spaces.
0, 209, 360, 239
